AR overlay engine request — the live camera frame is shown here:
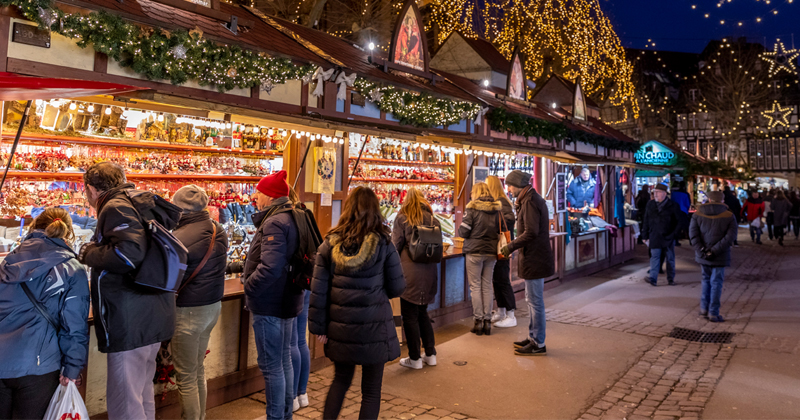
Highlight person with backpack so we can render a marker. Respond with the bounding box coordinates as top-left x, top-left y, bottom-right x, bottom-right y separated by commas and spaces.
243, 170, 303, 420
308, 186, 405, 420
170, 185, 229, 420
0, 208, 90, 420
77, 162, 181, 420
459, 182, 504, 336
488, 175, 517, 328
392, 187, 442, 370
